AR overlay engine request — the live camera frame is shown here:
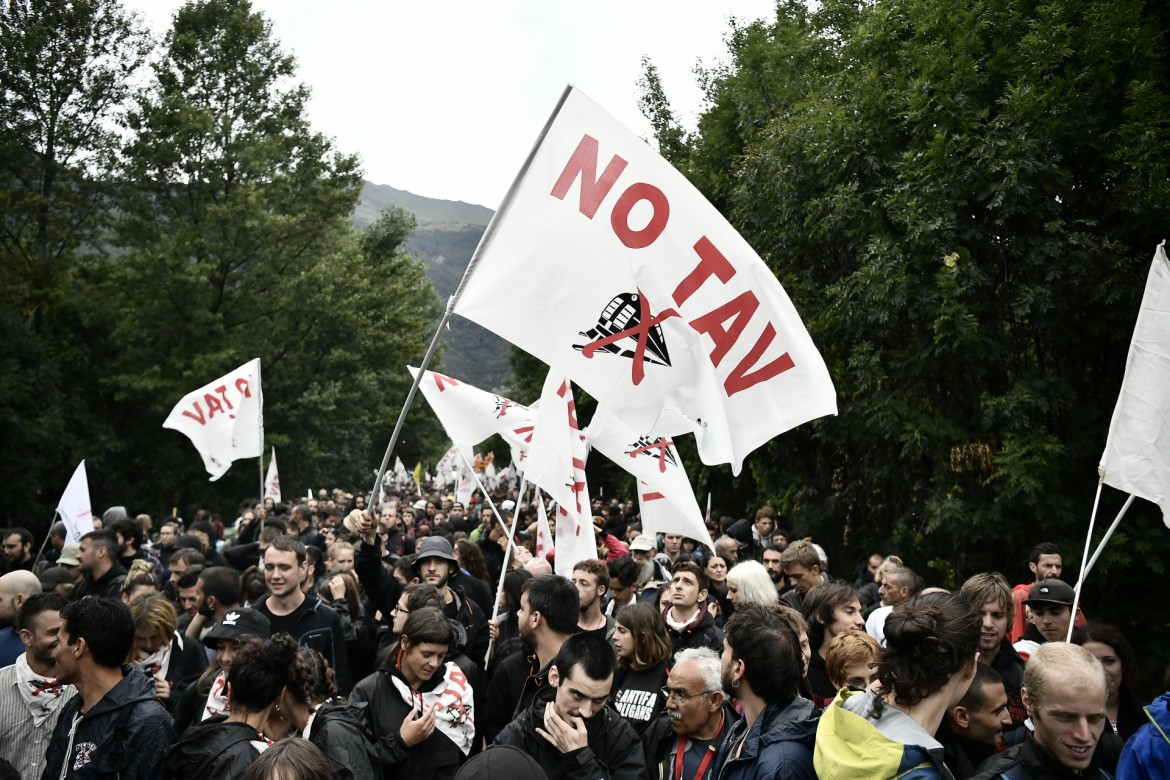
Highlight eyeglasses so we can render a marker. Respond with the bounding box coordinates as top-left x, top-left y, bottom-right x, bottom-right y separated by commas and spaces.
392, 604, 409, 615
661, 687, 713, 703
